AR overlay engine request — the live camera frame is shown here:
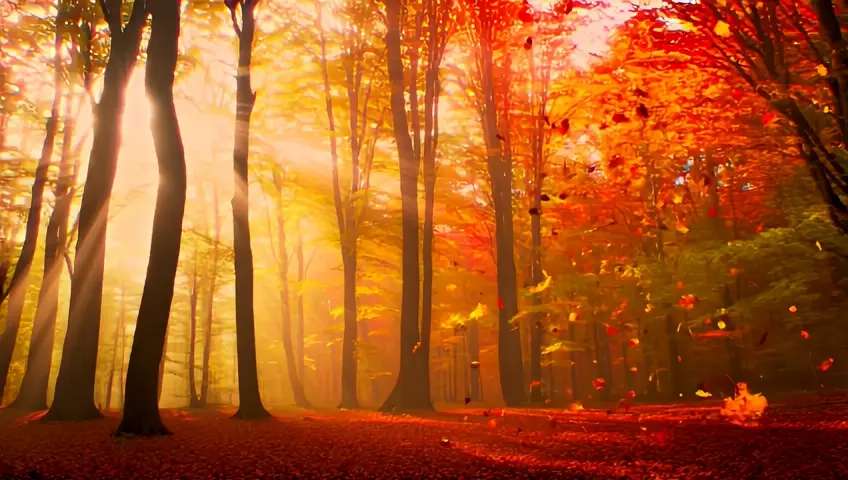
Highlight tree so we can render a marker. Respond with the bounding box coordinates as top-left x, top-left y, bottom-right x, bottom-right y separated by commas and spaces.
228, 0, 270, 420
45, 0, 149, 422
117, 0, 187, 436
460, 0, 527, 405
0, 0, 73, 404
668, 0, 848, 234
